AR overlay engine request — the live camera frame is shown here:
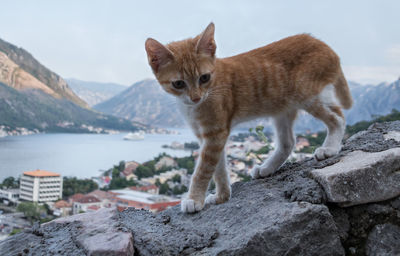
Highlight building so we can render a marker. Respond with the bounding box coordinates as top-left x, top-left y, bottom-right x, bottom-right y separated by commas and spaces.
295, 137, 310, 151
87, 190, 115, 208
110, 189, 180, 212
68, 193, 85, 204
53, 200, 72, 217
129, 185, 159, 194
141, 169, 186, 184
0, 188, 19, 204
72, 195, 102, 214
19, 169, 62, 203
122, 161, 140, 180
155, 156, 177, 170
